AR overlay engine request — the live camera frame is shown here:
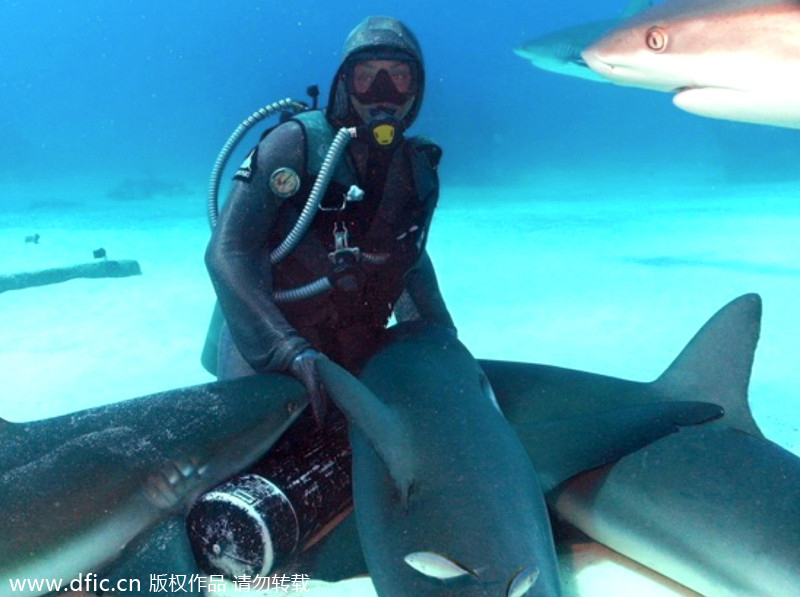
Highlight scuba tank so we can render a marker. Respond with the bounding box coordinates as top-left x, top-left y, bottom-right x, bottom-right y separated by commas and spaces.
186, 409, 353, 577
